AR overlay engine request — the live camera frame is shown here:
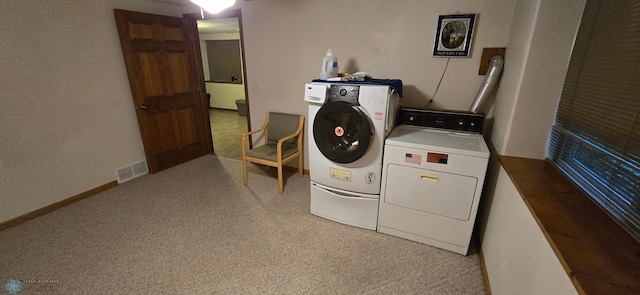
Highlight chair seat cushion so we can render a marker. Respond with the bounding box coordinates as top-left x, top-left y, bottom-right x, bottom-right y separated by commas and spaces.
246, 142, 298, 162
